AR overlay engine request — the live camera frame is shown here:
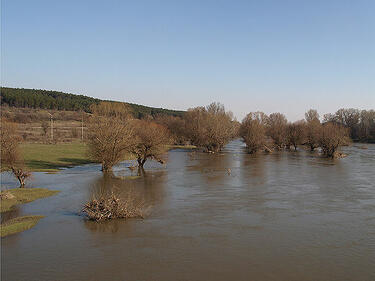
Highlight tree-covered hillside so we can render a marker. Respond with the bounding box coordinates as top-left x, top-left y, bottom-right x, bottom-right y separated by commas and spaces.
0, 87, 184, 118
